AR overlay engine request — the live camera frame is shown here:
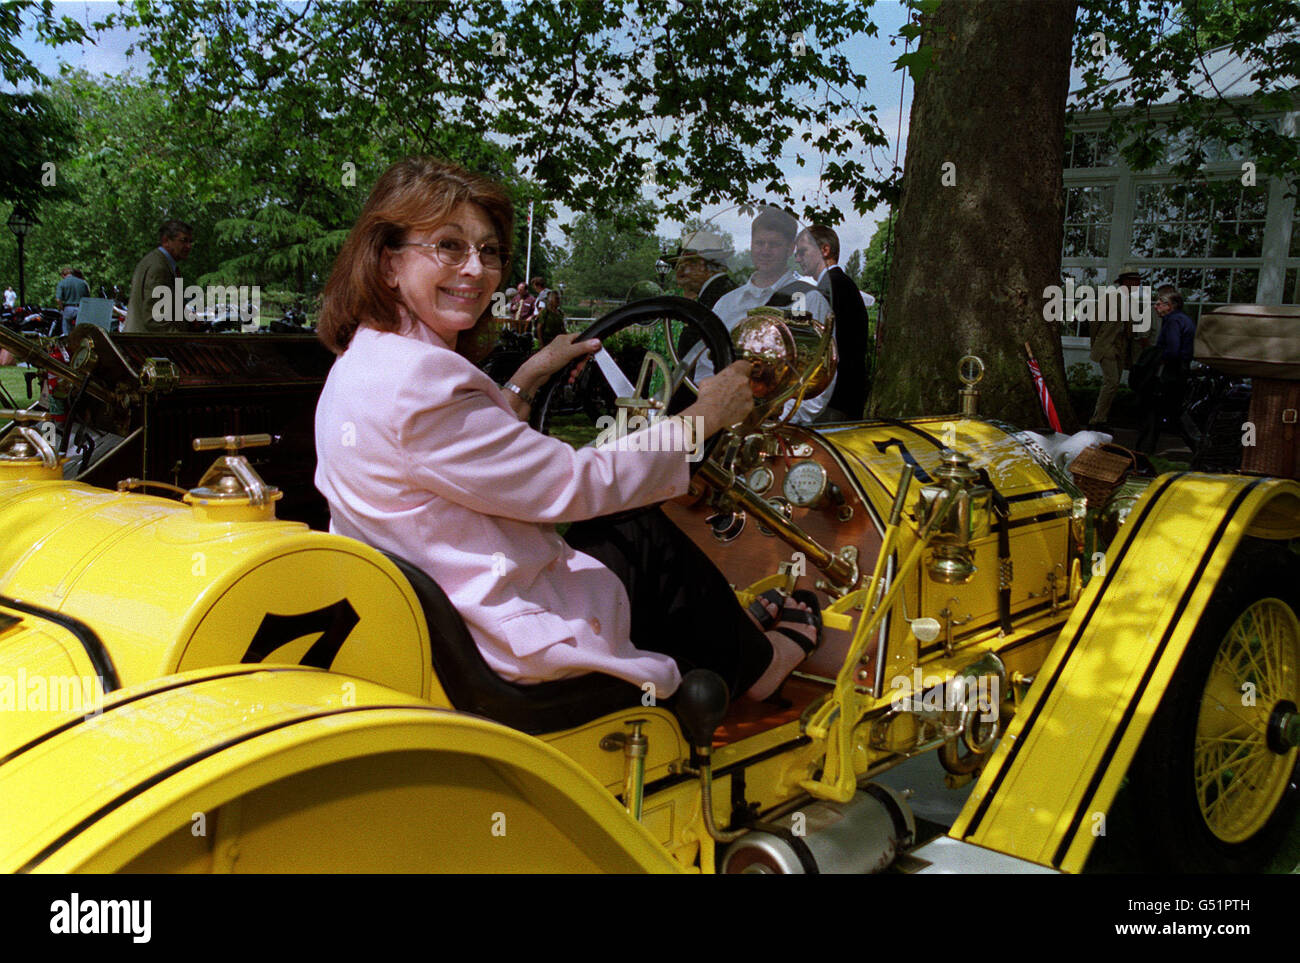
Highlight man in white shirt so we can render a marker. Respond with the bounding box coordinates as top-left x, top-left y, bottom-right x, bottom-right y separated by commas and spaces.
3, 286, 16, 310
696, 208, 835, 425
